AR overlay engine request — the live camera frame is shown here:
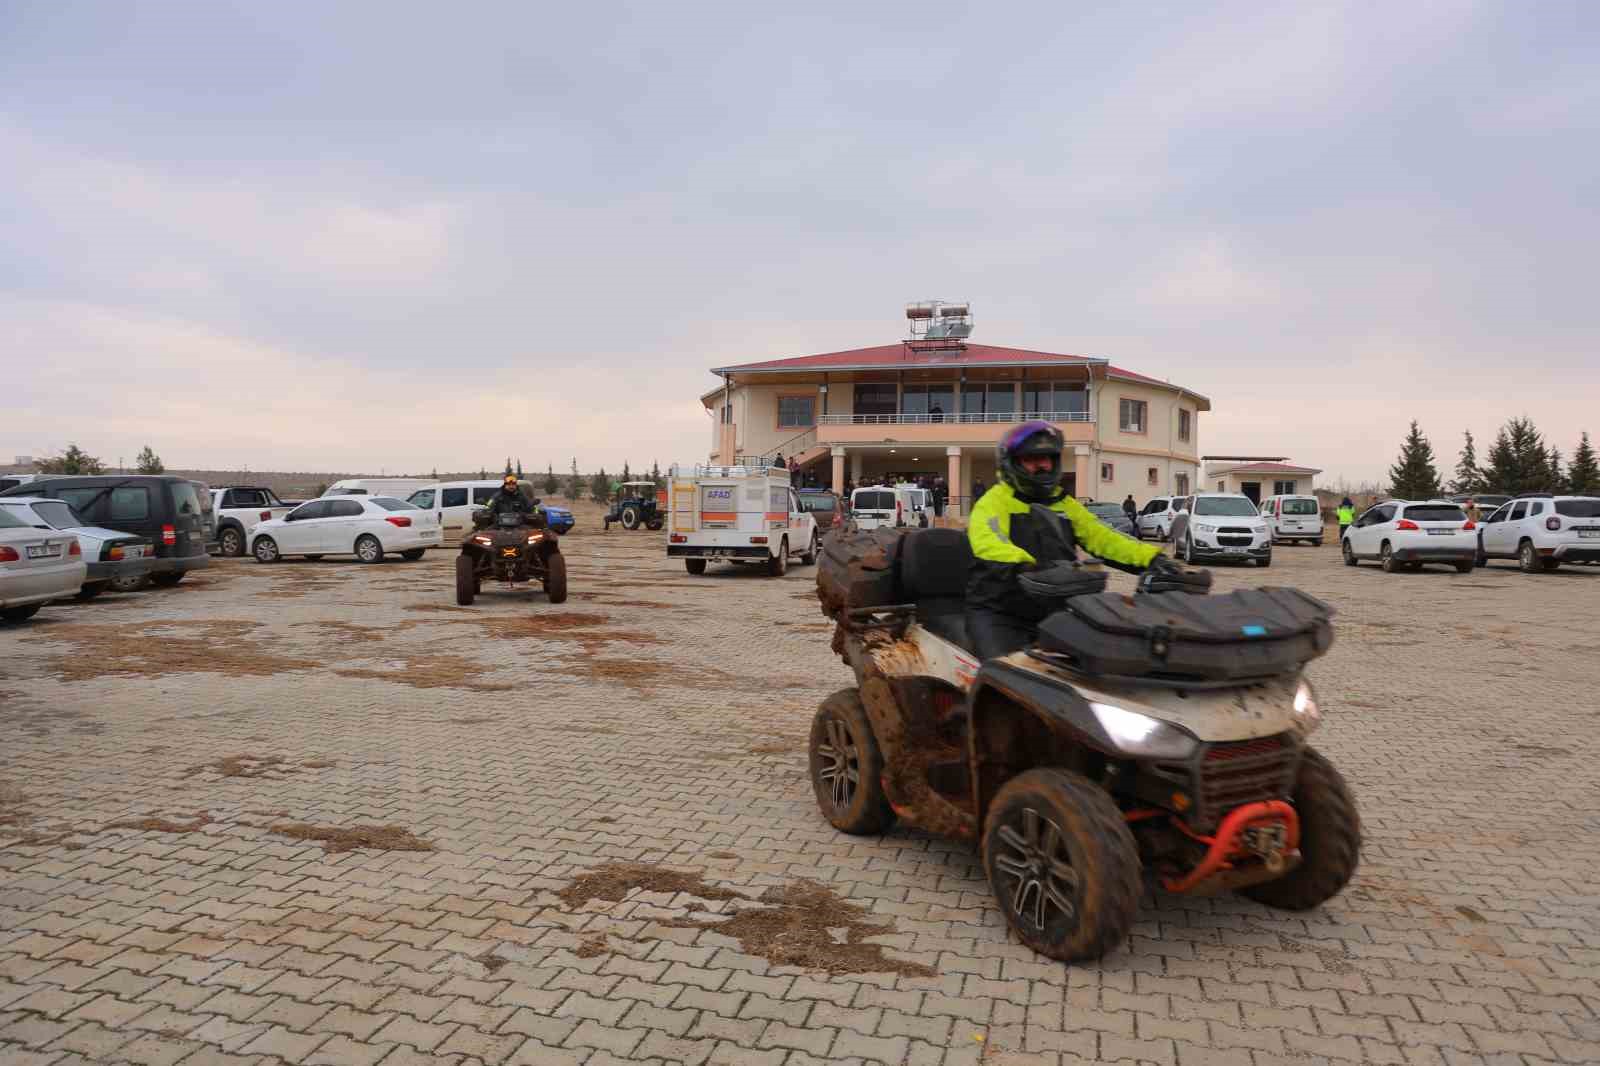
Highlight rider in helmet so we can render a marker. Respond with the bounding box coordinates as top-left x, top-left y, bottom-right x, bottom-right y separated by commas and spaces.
479, 473, 538, 523
967, 420, 1189, 660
